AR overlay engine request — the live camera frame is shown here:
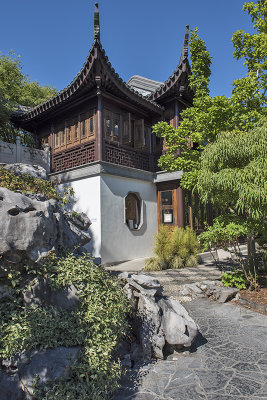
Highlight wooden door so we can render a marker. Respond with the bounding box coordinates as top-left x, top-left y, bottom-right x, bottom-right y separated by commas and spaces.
157, 189, 177, 227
